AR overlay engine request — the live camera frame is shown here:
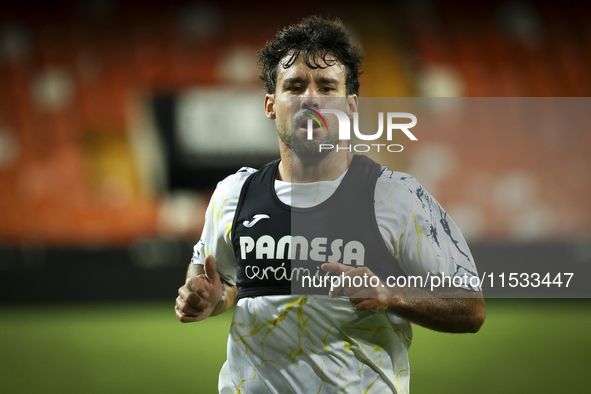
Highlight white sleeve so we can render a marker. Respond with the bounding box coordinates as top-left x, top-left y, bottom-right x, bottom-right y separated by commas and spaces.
191, 167, 256, 286
375, 168, 480, 291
